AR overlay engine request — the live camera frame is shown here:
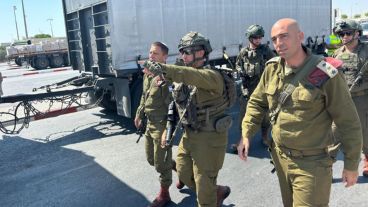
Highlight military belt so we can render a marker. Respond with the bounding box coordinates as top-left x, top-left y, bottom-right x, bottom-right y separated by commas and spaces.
277, 145, 327, 158
146, 114, 167, 122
